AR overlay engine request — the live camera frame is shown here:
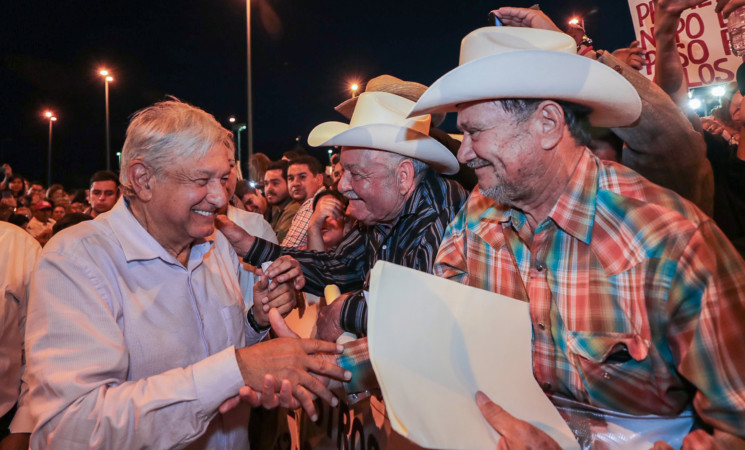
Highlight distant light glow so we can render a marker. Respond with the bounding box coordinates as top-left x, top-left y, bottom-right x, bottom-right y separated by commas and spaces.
351, 83, 359, 92
711, 86, 726, 97
569, 17, 580, 25
248, 181, 257, 188
51, 117, 57, 121
99, 69, 109, 76
229, 116, 236, 123
106, 76, 113, 82
688, 98, 702, 109
44, 111, 53, 118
